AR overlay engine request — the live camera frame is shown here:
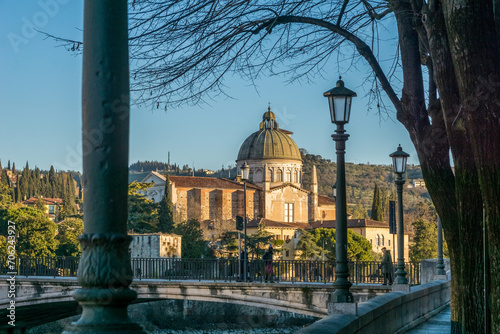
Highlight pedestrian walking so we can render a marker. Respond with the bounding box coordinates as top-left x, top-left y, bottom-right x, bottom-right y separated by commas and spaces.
263, 245, 274, 283
379, 247, 394, 285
